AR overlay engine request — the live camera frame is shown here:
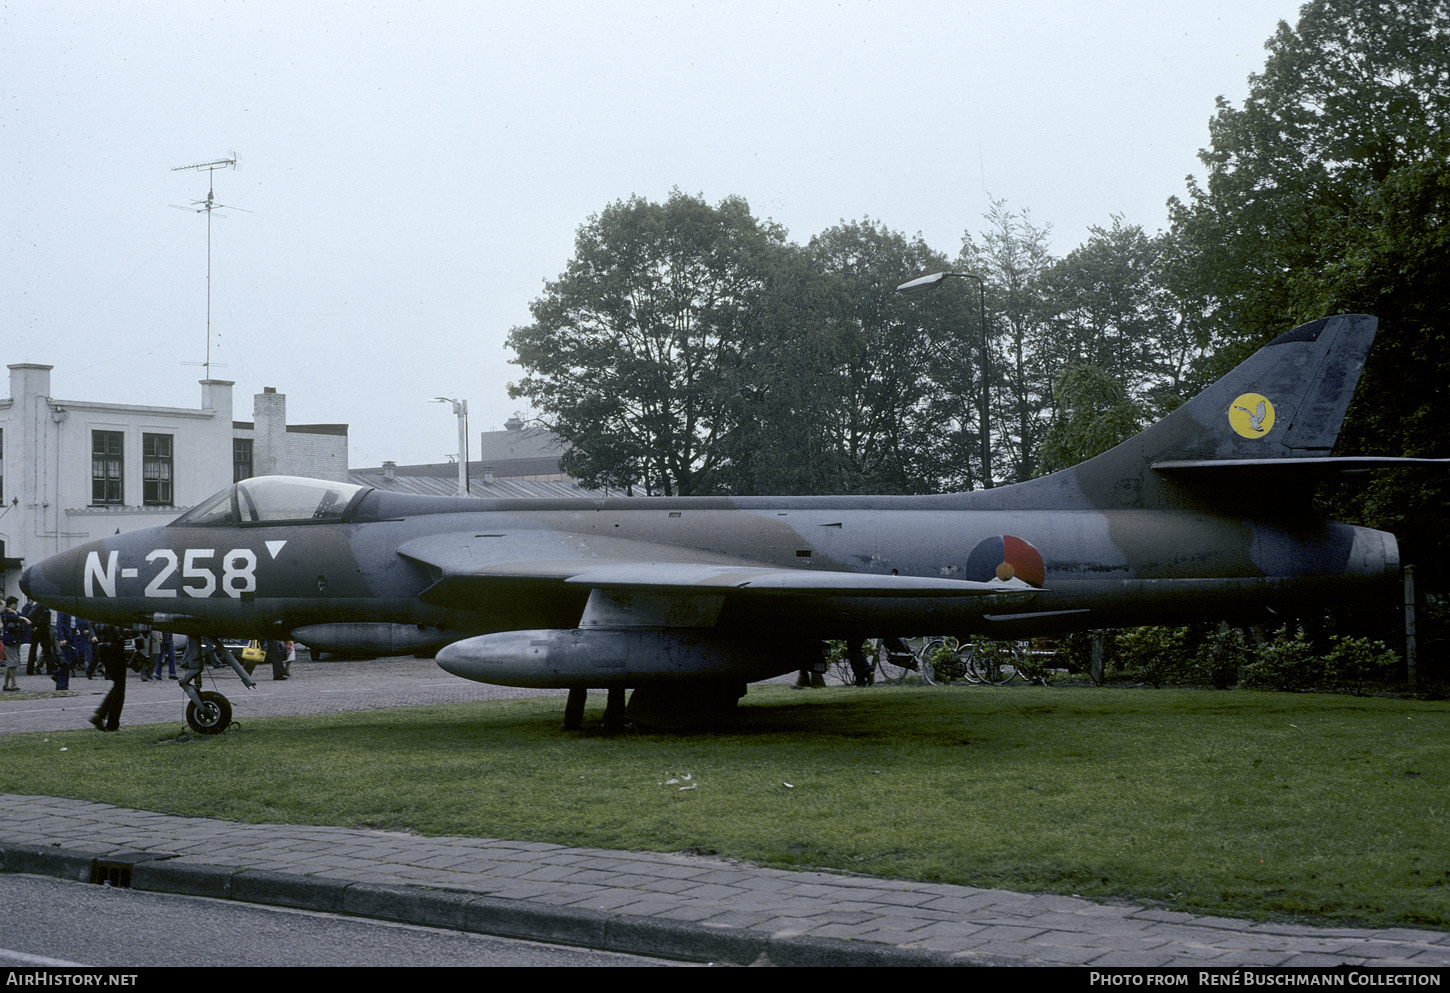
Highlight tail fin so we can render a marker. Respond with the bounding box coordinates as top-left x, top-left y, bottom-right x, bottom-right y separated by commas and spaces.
1060, 314, 1380, 510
